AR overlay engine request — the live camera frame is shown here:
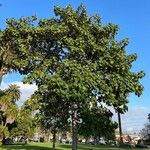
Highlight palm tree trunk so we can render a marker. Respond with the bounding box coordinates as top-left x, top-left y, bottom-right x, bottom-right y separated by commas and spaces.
0, 61, 3, 85
0, 120, 7, 134
0, 64, 4, 145
1, 121, 7, 145
2, 133, 6, 145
